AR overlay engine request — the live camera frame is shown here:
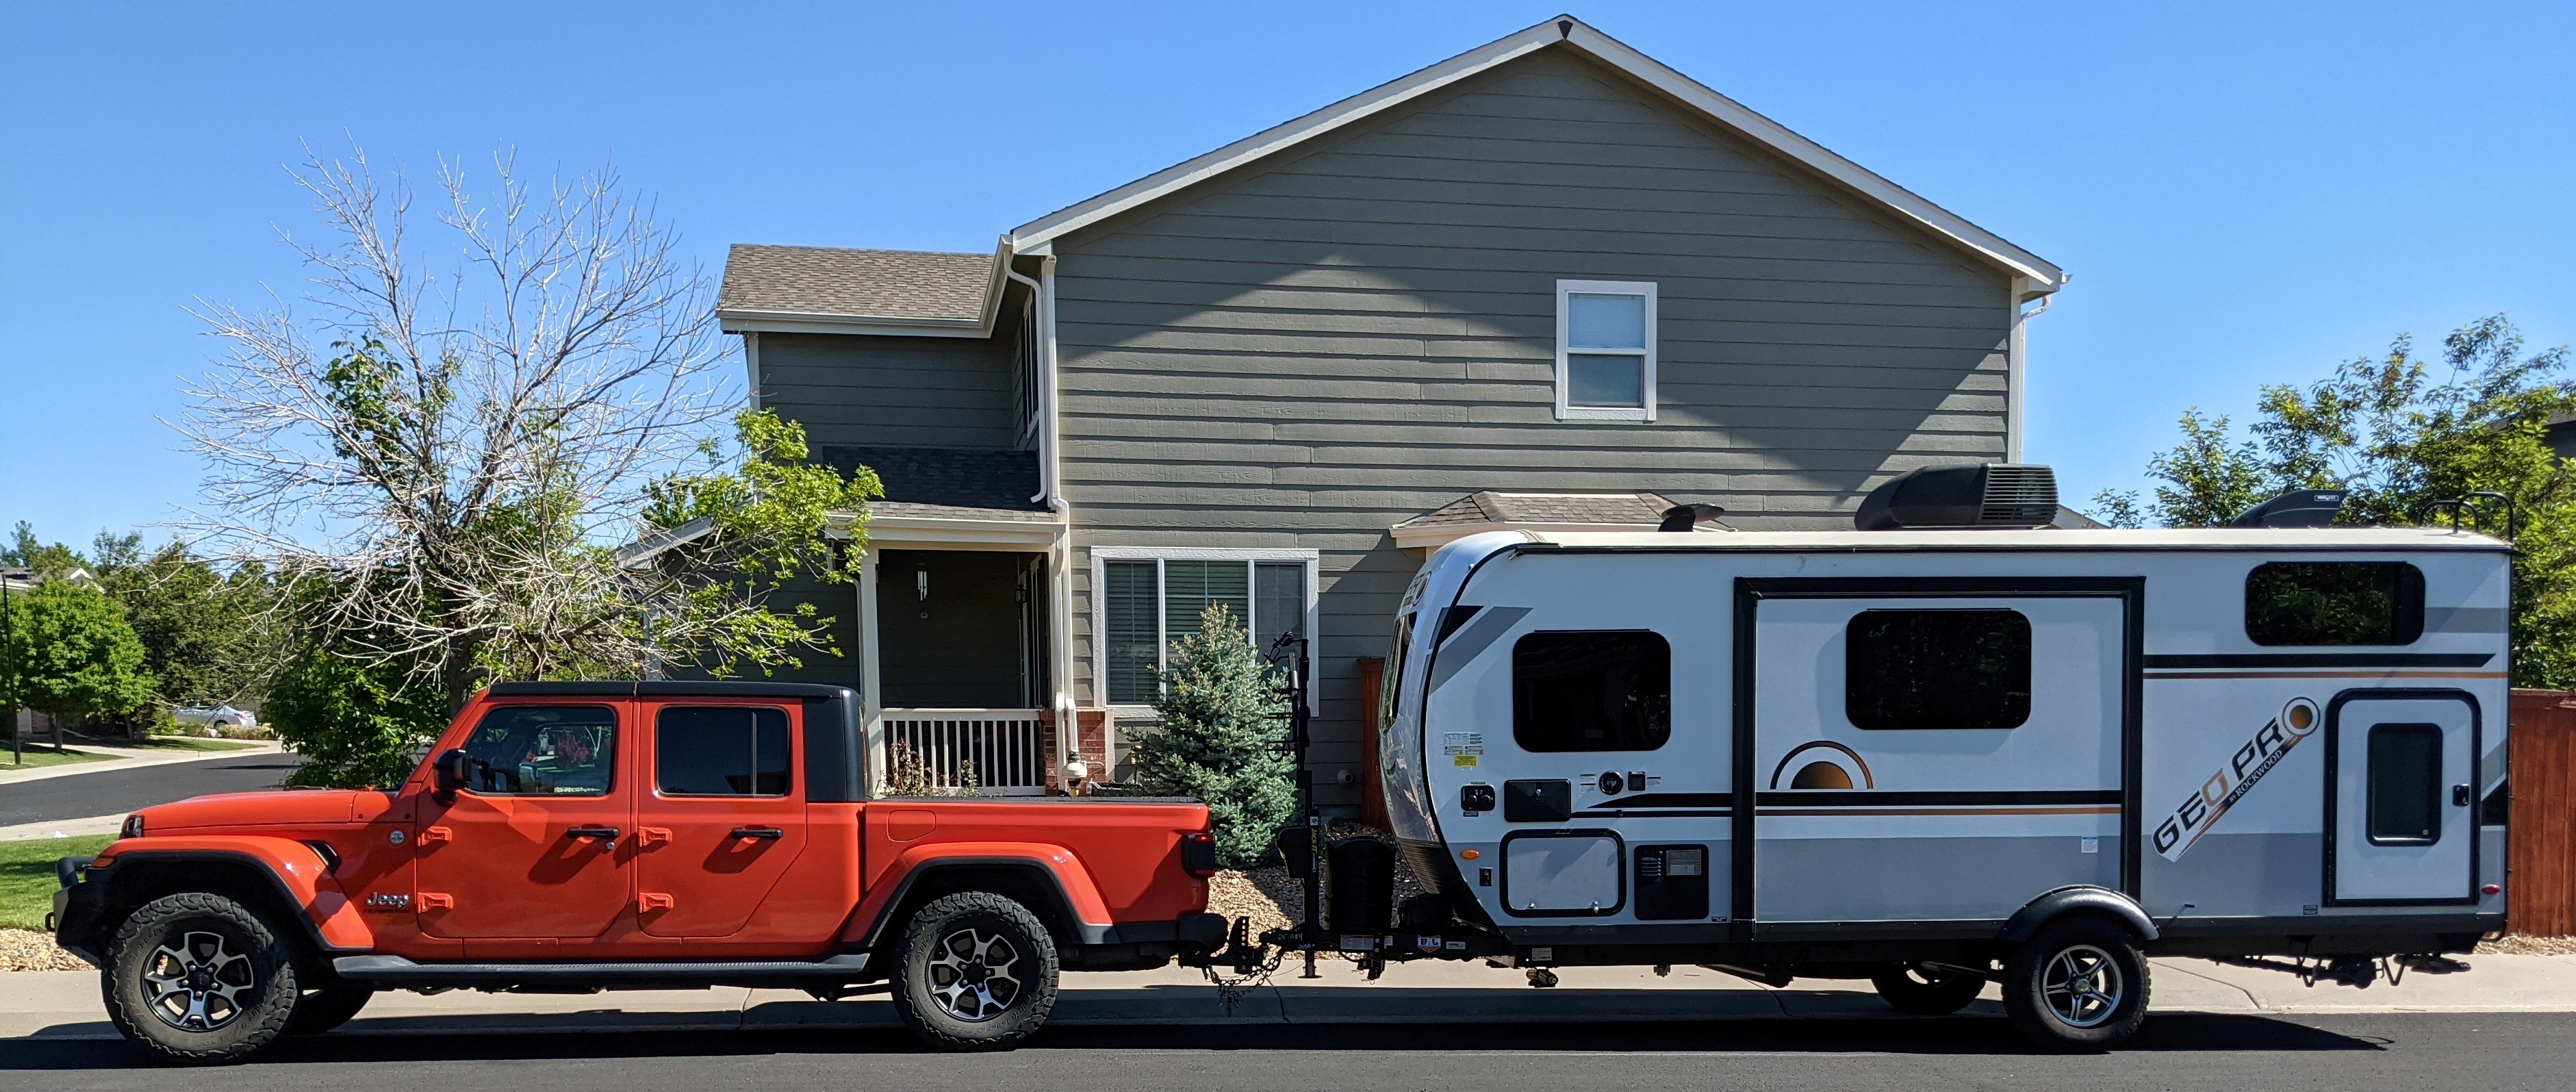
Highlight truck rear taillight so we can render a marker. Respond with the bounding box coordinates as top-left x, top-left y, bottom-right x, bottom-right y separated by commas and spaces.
1180, 832, 1219, 878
